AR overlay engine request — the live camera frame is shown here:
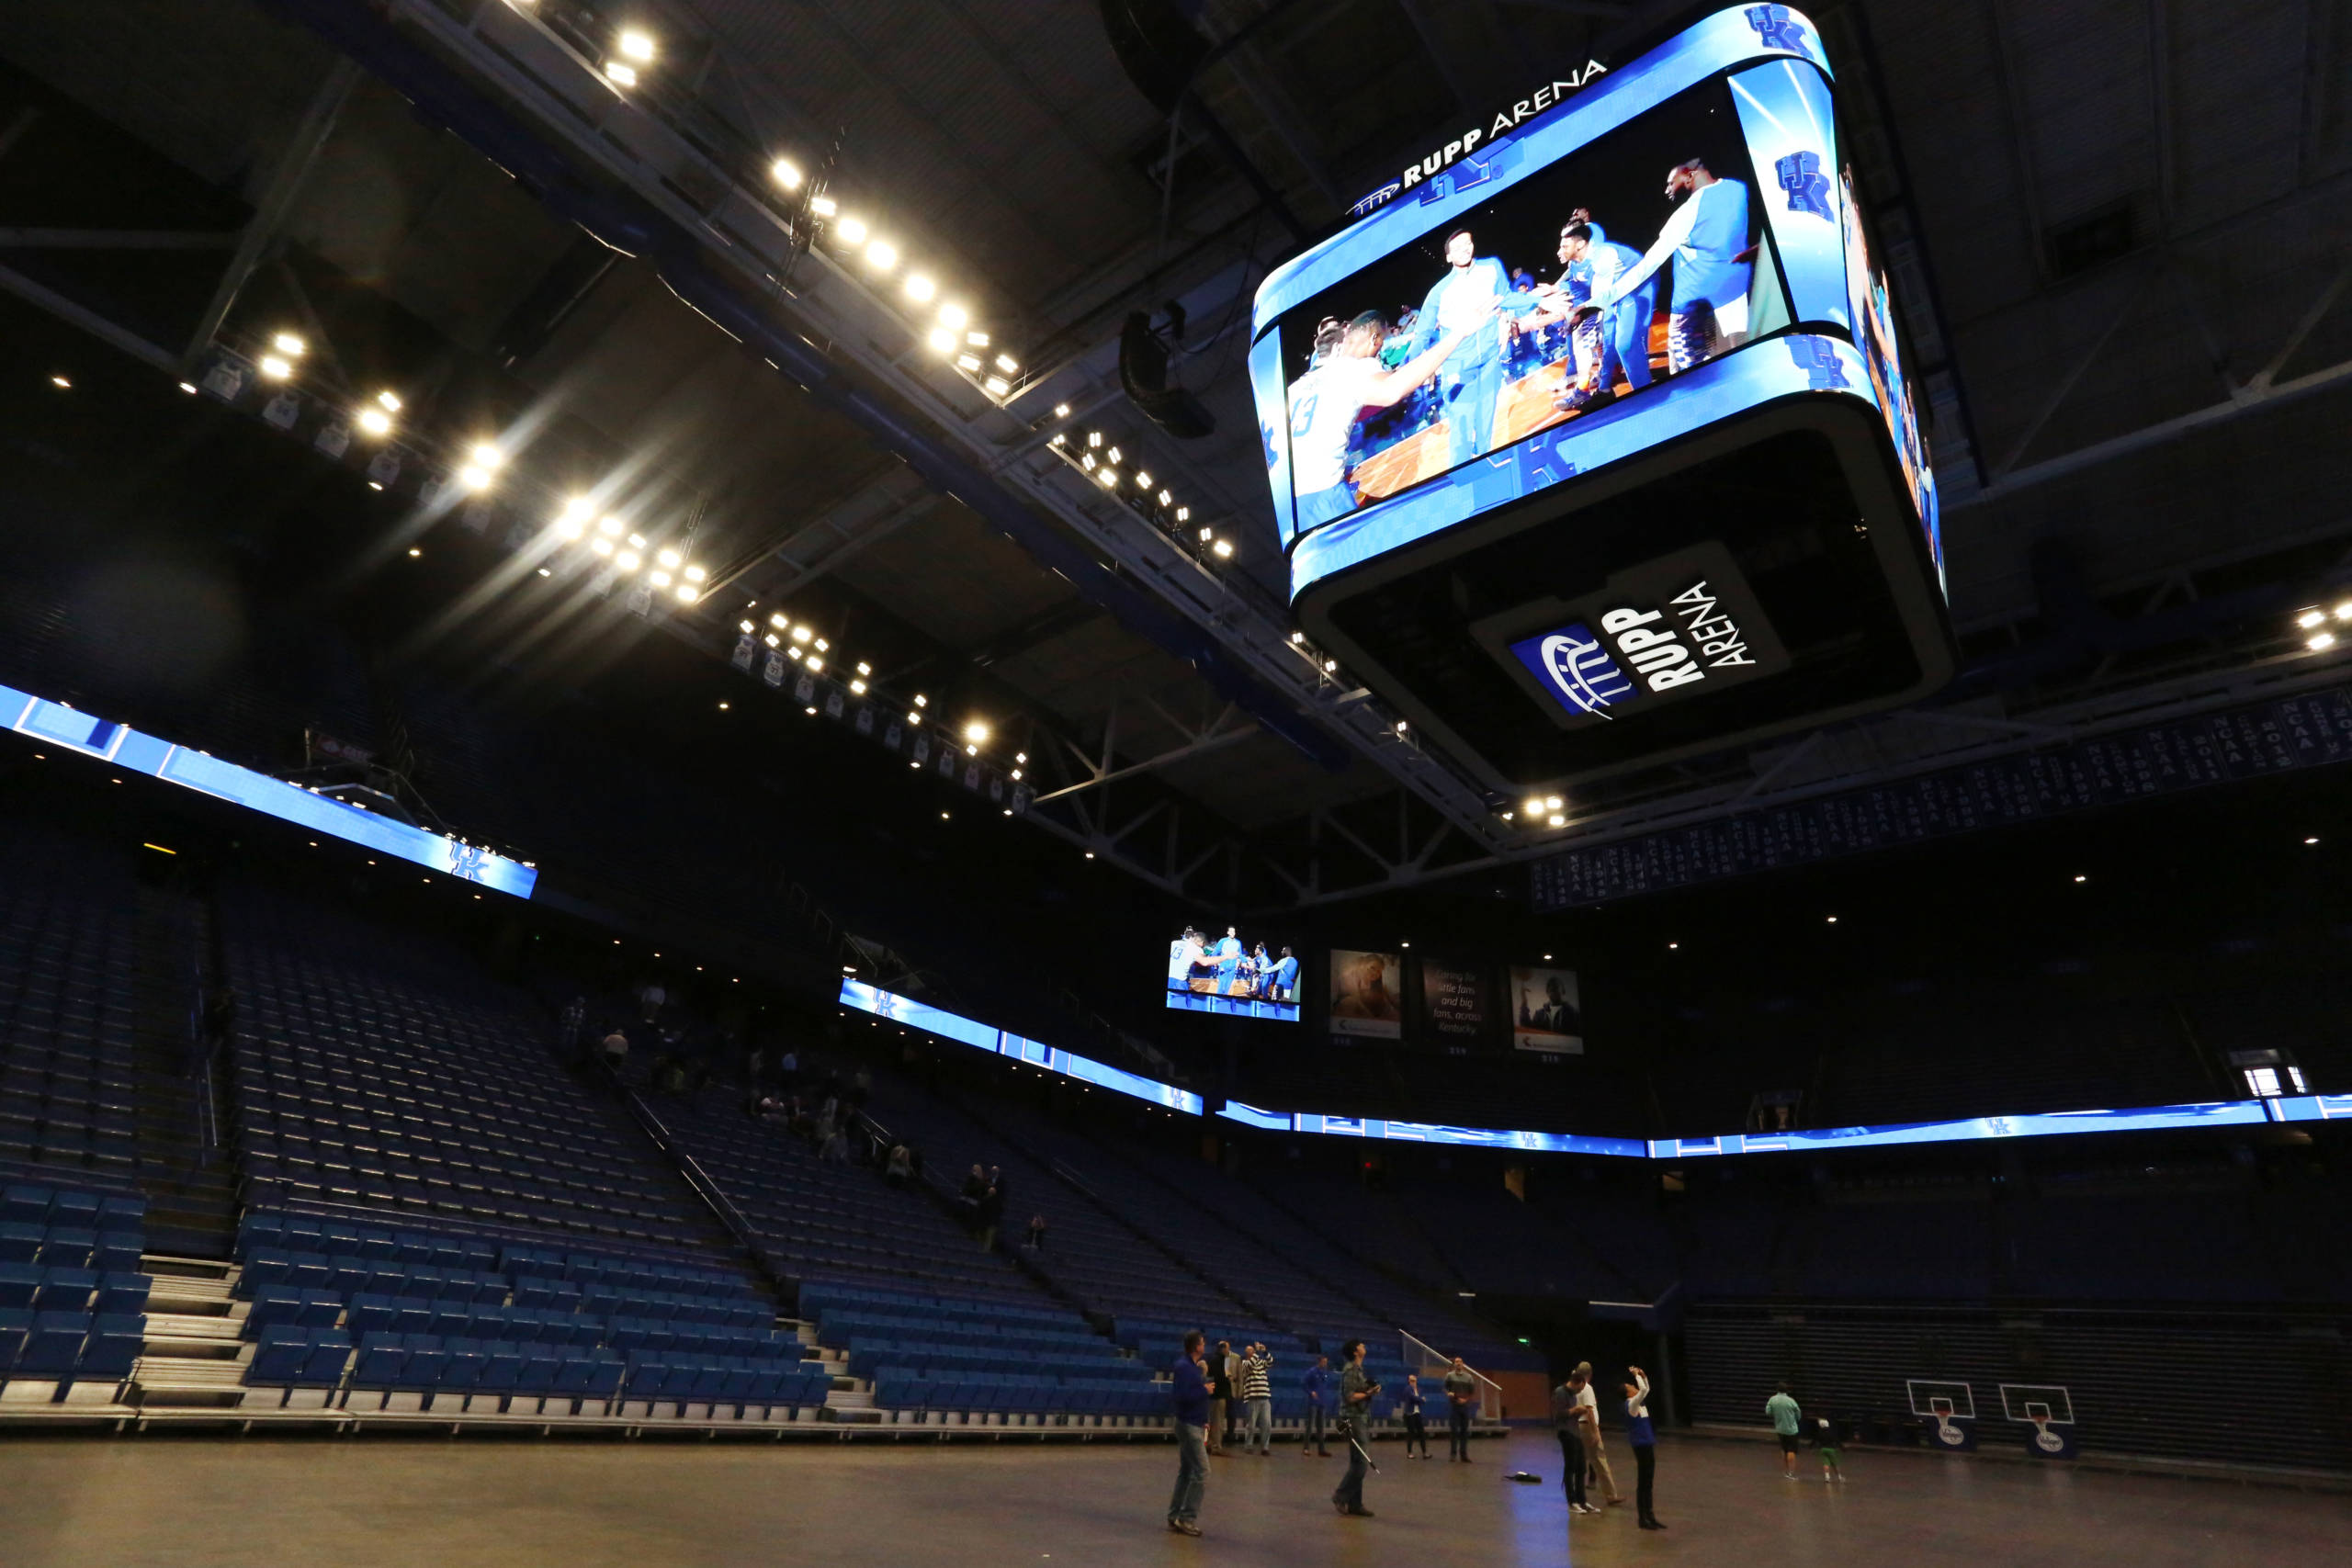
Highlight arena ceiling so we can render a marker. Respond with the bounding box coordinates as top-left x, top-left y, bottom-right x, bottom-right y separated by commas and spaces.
3, 0, 2349, 908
